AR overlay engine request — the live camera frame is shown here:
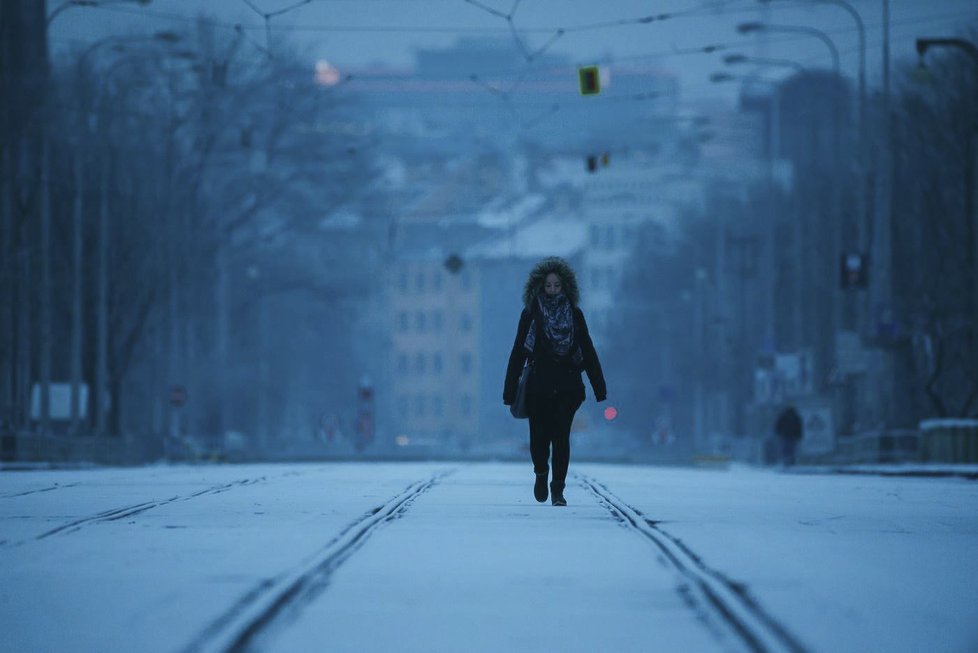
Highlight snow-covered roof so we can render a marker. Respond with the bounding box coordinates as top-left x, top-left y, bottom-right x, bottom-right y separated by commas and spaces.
474, 194, 547, 229
919, 419, 978, 430
318, 208, 361, 230
466, 215, 587, 260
